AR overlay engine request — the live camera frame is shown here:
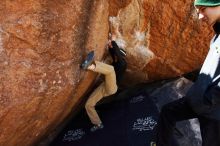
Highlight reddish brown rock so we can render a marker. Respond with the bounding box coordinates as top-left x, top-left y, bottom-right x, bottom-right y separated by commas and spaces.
0, 0, 213, 145
0, 0, 109, 146
109, 0, 212, 84
145, 0, 212, 81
